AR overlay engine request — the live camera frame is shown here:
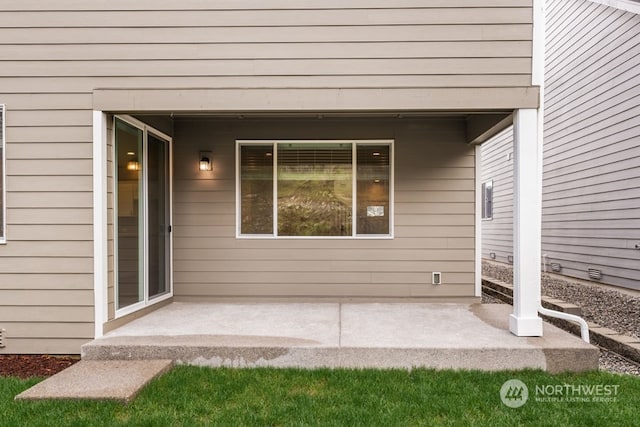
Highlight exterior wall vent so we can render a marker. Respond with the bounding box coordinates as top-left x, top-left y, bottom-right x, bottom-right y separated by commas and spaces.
507, 255, 513, 264
432, 272, 442, 285
489, 252, 496, 259
588, 268, 602, 281
550, 262, 562, 272
0, 329, 5, 348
